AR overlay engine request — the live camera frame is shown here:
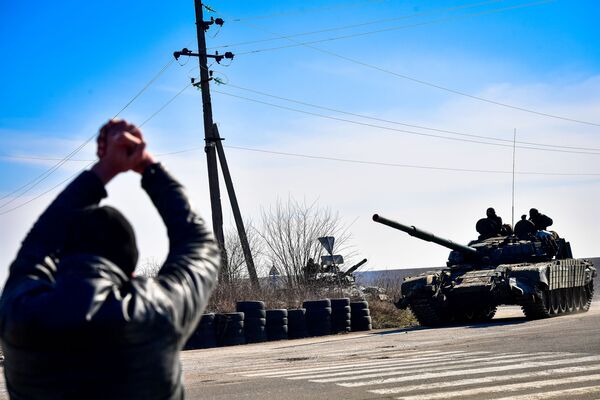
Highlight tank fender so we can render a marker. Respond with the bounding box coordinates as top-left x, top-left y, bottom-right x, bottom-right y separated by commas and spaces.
397, 273, 440, 309
507, 265, 549, 296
